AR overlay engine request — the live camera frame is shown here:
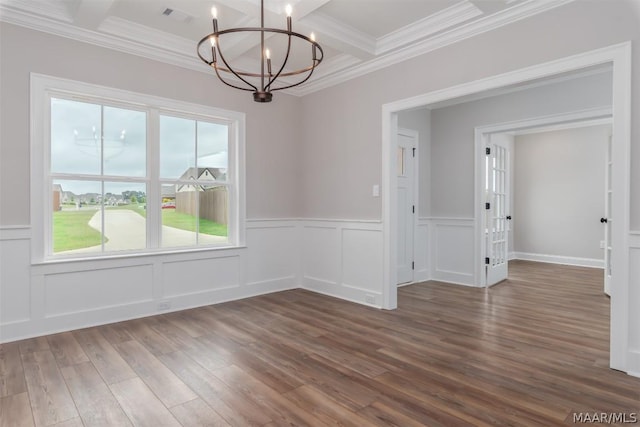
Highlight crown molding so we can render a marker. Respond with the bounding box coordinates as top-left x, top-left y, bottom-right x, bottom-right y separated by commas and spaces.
0, 0, 576, 98
299, 12, 377, 56
99, 16, 194, 56
295, 0, 576, 96
376, 0, 483, 54
0, 4, 208, 72
0, 0, 72, 22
